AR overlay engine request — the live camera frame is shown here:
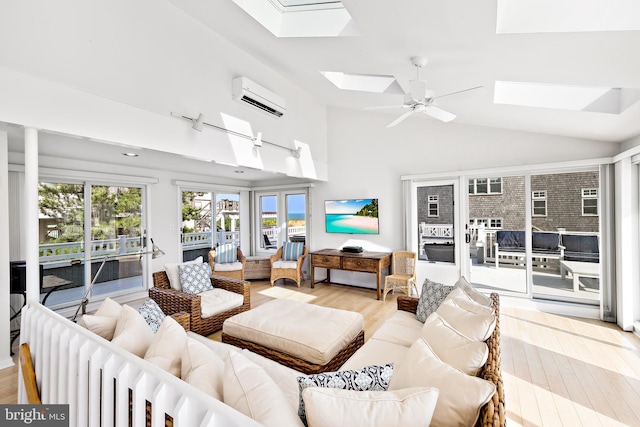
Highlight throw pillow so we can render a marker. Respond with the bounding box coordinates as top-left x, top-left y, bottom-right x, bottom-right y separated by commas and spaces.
164, 256, 203, 290
181, 338, 225, 400
224, 351, 304, 427
454, 276, 492, 306
143, 316, 187, 377
436, 297, 497, 341
445, 287, 495, 316
214, 243, 238, 264
302, 387, 439, 427
111, 305, 155, 357
297, 363, 394, 425
137, 298, 166, 333
179, 263, 213, 295
283, 242, 304, 261
421, 312, 489, 376
78, 297, 122, 340
390, 337, 495, 427
415, 278, 453, 323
